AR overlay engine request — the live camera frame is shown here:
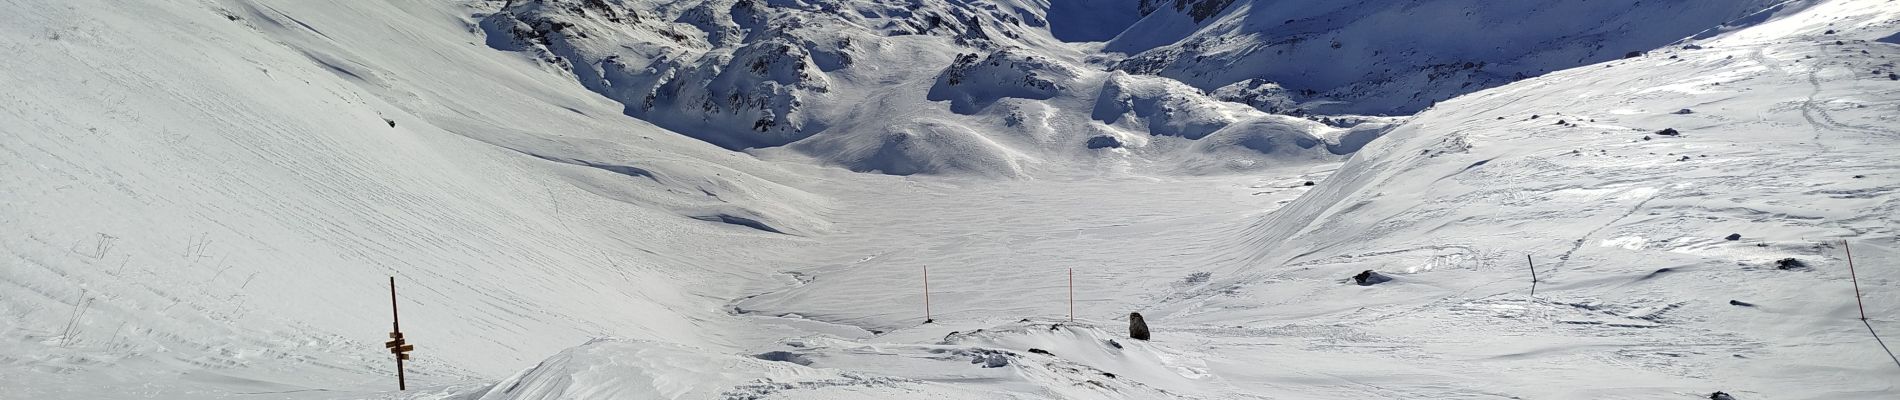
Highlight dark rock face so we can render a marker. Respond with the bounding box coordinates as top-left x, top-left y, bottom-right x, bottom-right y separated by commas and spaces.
1128, 312, 1151, 341
1139, 0, 1238, 23
1086, 135, 1124, 149
1352, 270, 1393, 286
1726, 233, 1742, 241
1710, 391, 1736, 400
1657, 128, 1681, 136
